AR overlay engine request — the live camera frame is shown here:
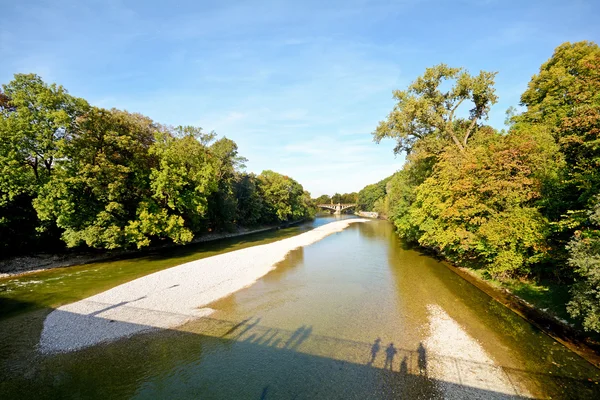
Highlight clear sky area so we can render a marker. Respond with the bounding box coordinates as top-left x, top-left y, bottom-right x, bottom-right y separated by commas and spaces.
2, 0, 599, 196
